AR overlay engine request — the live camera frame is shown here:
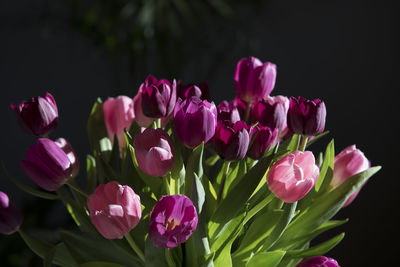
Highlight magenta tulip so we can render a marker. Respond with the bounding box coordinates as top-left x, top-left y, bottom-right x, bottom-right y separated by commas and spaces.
11, 92, 58, 136
247, 125, 277, 159
232, 97, 247, 119
297, 256, 340, 267
234, 56, 277, 103
331, 145, 370, 207
0, 191, 22, 235
217, 101, 241, 123
265, 95, 290, 139
267, 150, 319, 203
177, 81, 210, 101
55, 137, 79, 178
133, 88, 155, 128
149, 195, 198, 248
214, 121, 249, 161
87, 181, 142, 239
250, 99, 285, 132
134, 128, 175, 177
